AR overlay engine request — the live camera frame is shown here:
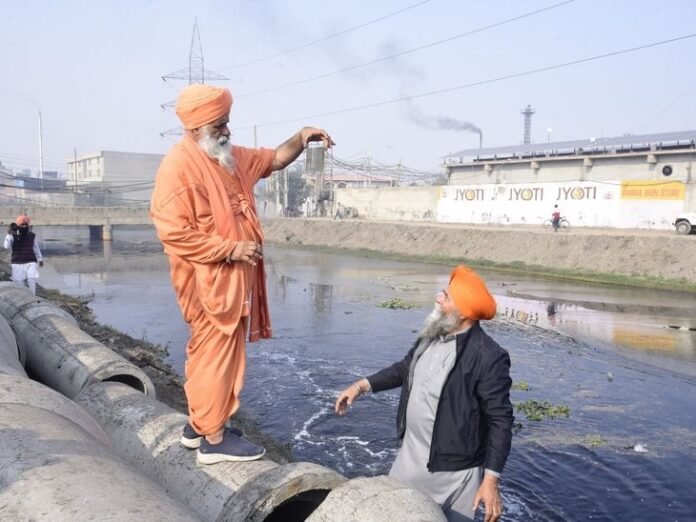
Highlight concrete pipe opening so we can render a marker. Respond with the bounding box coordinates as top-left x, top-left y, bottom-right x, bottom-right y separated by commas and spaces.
263, 489, 331, 522
102, 373, 147, 393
